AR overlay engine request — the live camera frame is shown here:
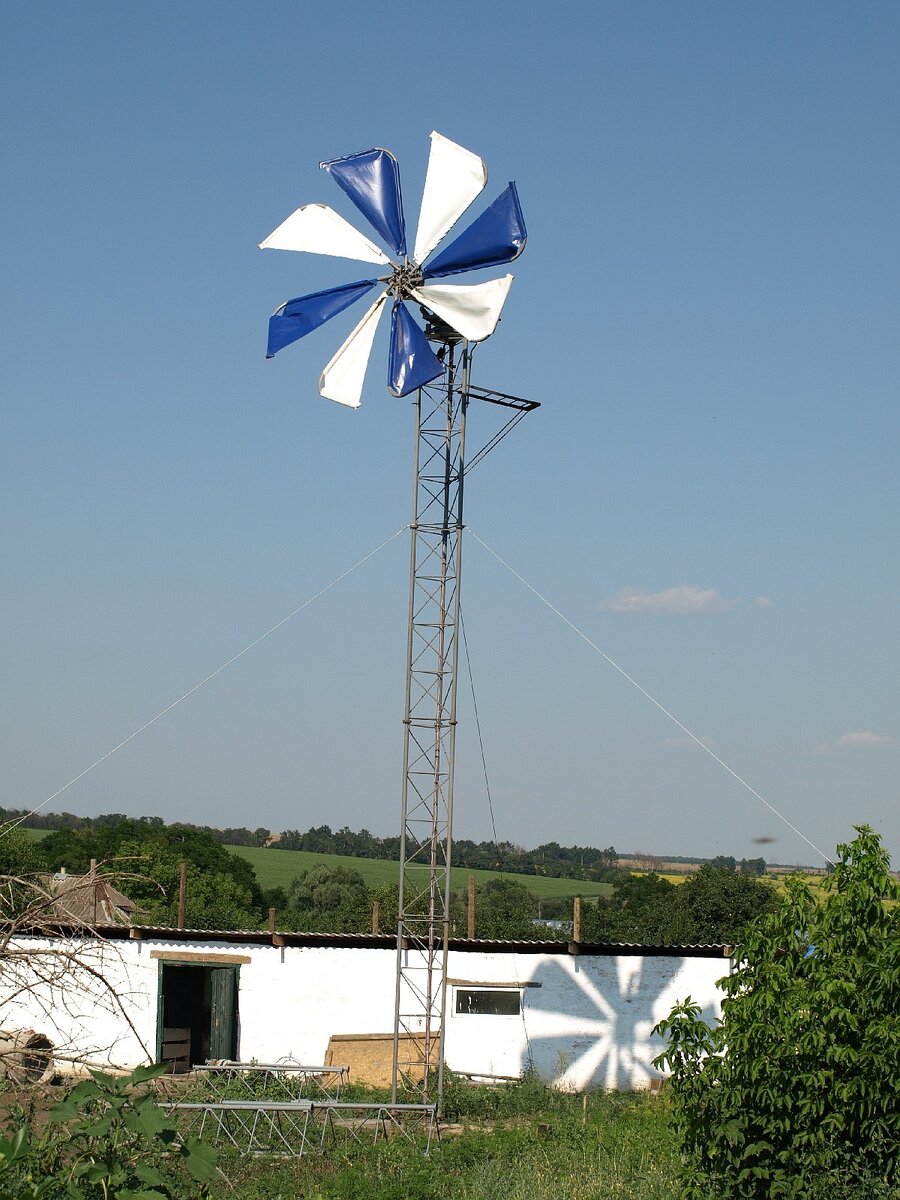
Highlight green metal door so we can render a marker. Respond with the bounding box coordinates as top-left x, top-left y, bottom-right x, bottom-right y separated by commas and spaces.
209, 966, 238, 1061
